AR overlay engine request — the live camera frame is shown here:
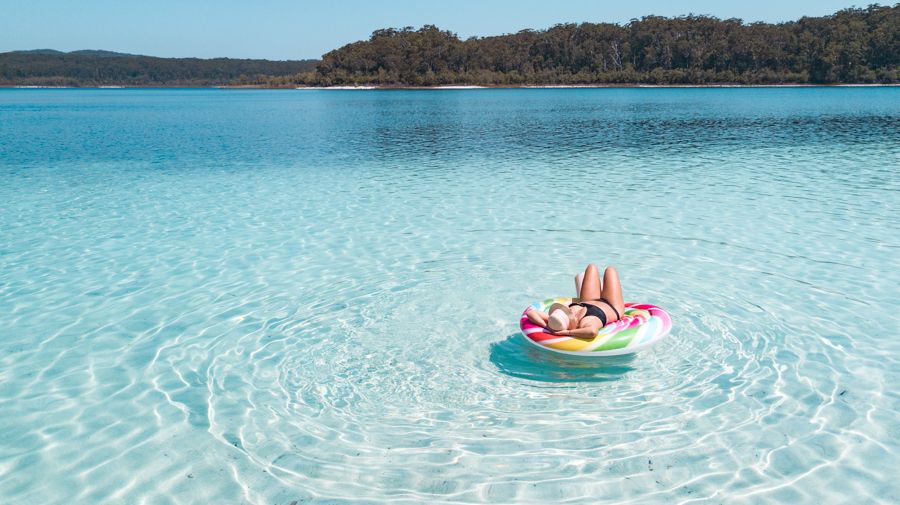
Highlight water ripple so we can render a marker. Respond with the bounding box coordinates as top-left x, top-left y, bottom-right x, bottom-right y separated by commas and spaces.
0, 88, 898, 504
